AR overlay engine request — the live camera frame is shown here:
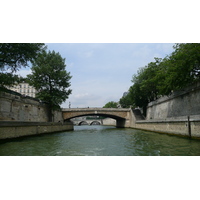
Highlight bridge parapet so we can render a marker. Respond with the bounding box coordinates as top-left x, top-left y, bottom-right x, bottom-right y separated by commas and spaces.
62, 108, 130, 112
62, 108, 130, 119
